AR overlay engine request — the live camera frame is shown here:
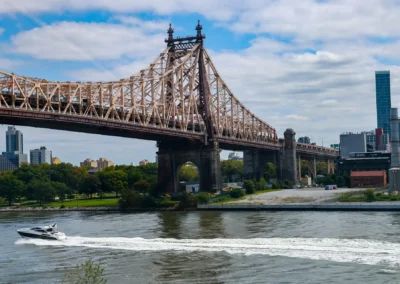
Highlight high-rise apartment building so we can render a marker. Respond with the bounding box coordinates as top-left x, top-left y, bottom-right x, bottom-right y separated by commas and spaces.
97, 158, 114, 170
80, 158, 98, 168
376, 71, 391, 138
139, 159, 149, 166
30, 146, 52, 165
0, 126, 28, 171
